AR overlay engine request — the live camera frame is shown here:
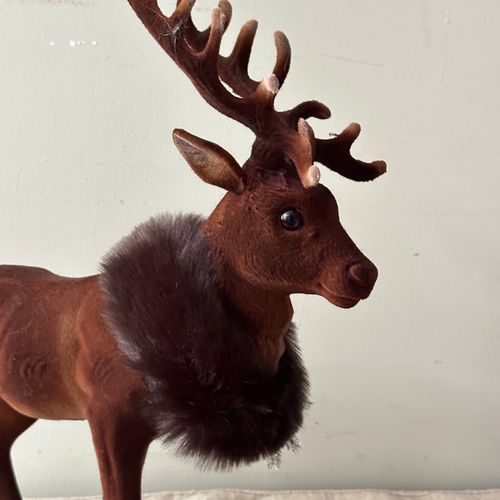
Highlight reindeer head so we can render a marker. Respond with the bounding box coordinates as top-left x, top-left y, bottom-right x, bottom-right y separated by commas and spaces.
127, 0, 386, 309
